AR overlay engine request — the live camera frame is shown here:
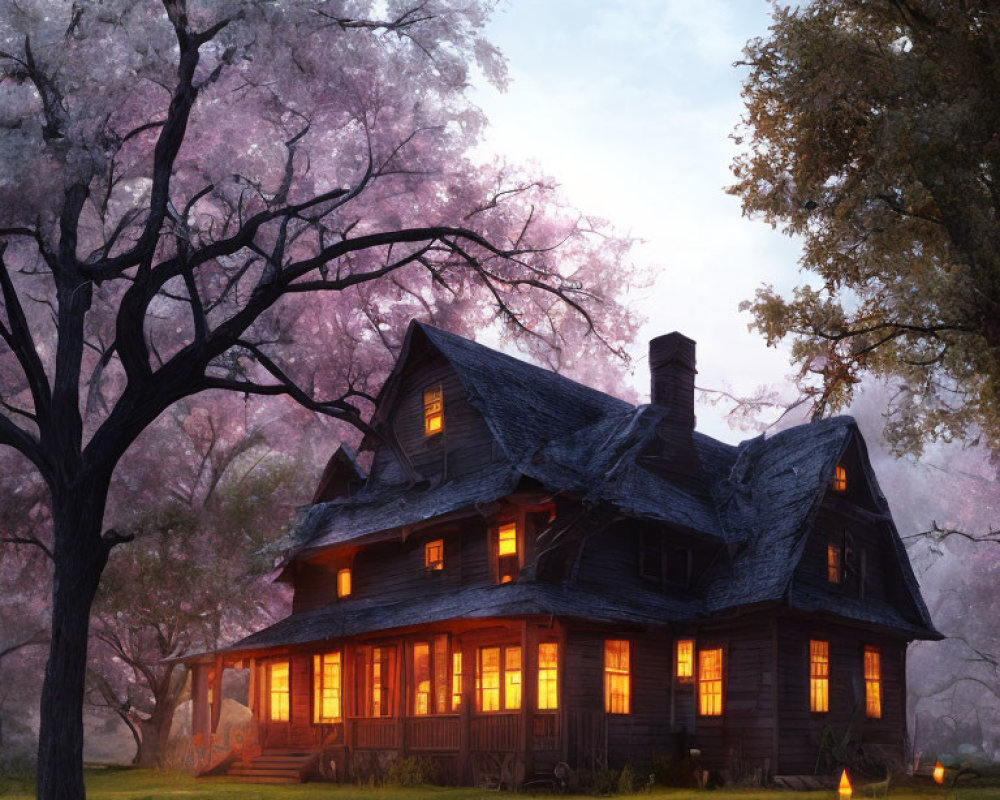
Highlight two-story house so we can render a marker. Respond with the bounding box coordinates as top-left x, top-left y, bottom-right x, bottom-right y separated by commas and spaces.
183, 320, 939, 785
